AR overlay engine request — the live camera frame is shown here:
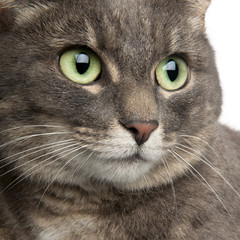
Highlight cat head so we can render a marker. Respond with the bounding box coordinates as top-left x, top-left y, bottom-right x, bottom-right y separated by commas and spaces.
0, 0, 221, 191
